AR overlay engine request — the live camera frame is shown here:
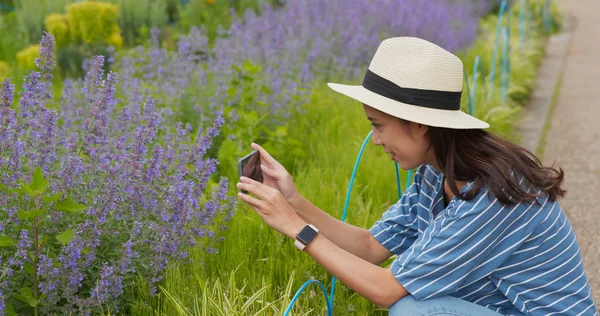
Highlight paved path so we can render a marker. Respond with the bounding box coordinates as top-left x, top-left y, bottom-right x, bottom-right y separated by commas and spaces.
544, 0, 600, 307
